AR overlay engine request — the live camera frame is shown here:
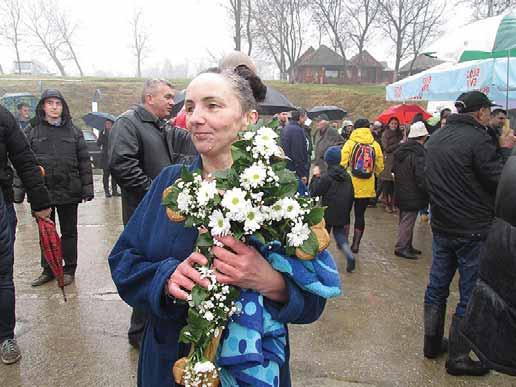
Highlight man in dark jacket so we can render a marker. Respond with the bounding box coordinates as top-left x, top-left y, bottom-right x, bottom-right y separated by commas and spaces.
392, 121, 428, 259
0, 105, 51, 365
109, 79, 196, 349
29, 89, 94, 287
487, 108, 515, 163
281, 109, 309, 184
422, 91, 514, 376
461, 155, 516, 376
96, 120, 119, 197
